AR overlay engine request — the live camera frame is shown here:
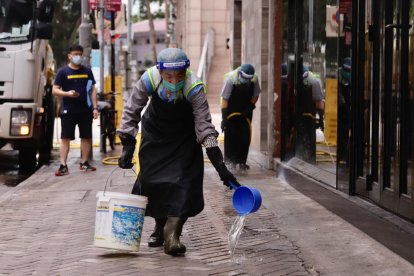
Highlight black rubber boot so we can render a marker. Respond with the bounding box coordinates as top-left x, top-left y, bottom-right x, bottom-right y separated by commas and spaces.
163, 217, 187, 256
148, 218, 167, 247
